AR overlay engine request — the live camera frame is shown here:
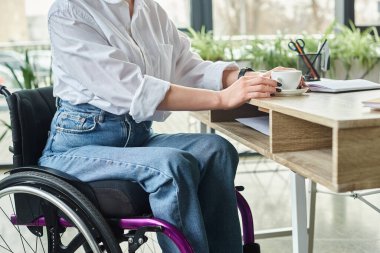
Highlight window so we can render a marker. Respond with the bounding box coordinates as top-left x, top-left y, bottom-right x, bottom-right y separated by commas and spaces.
0, 0, 52, 43
0, 0, 31, 43
212, 0, 335, 36
25, 0, 52, 42
355, 0, 380, 26
0, 0, 191, 44
155, 0, 191, 28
